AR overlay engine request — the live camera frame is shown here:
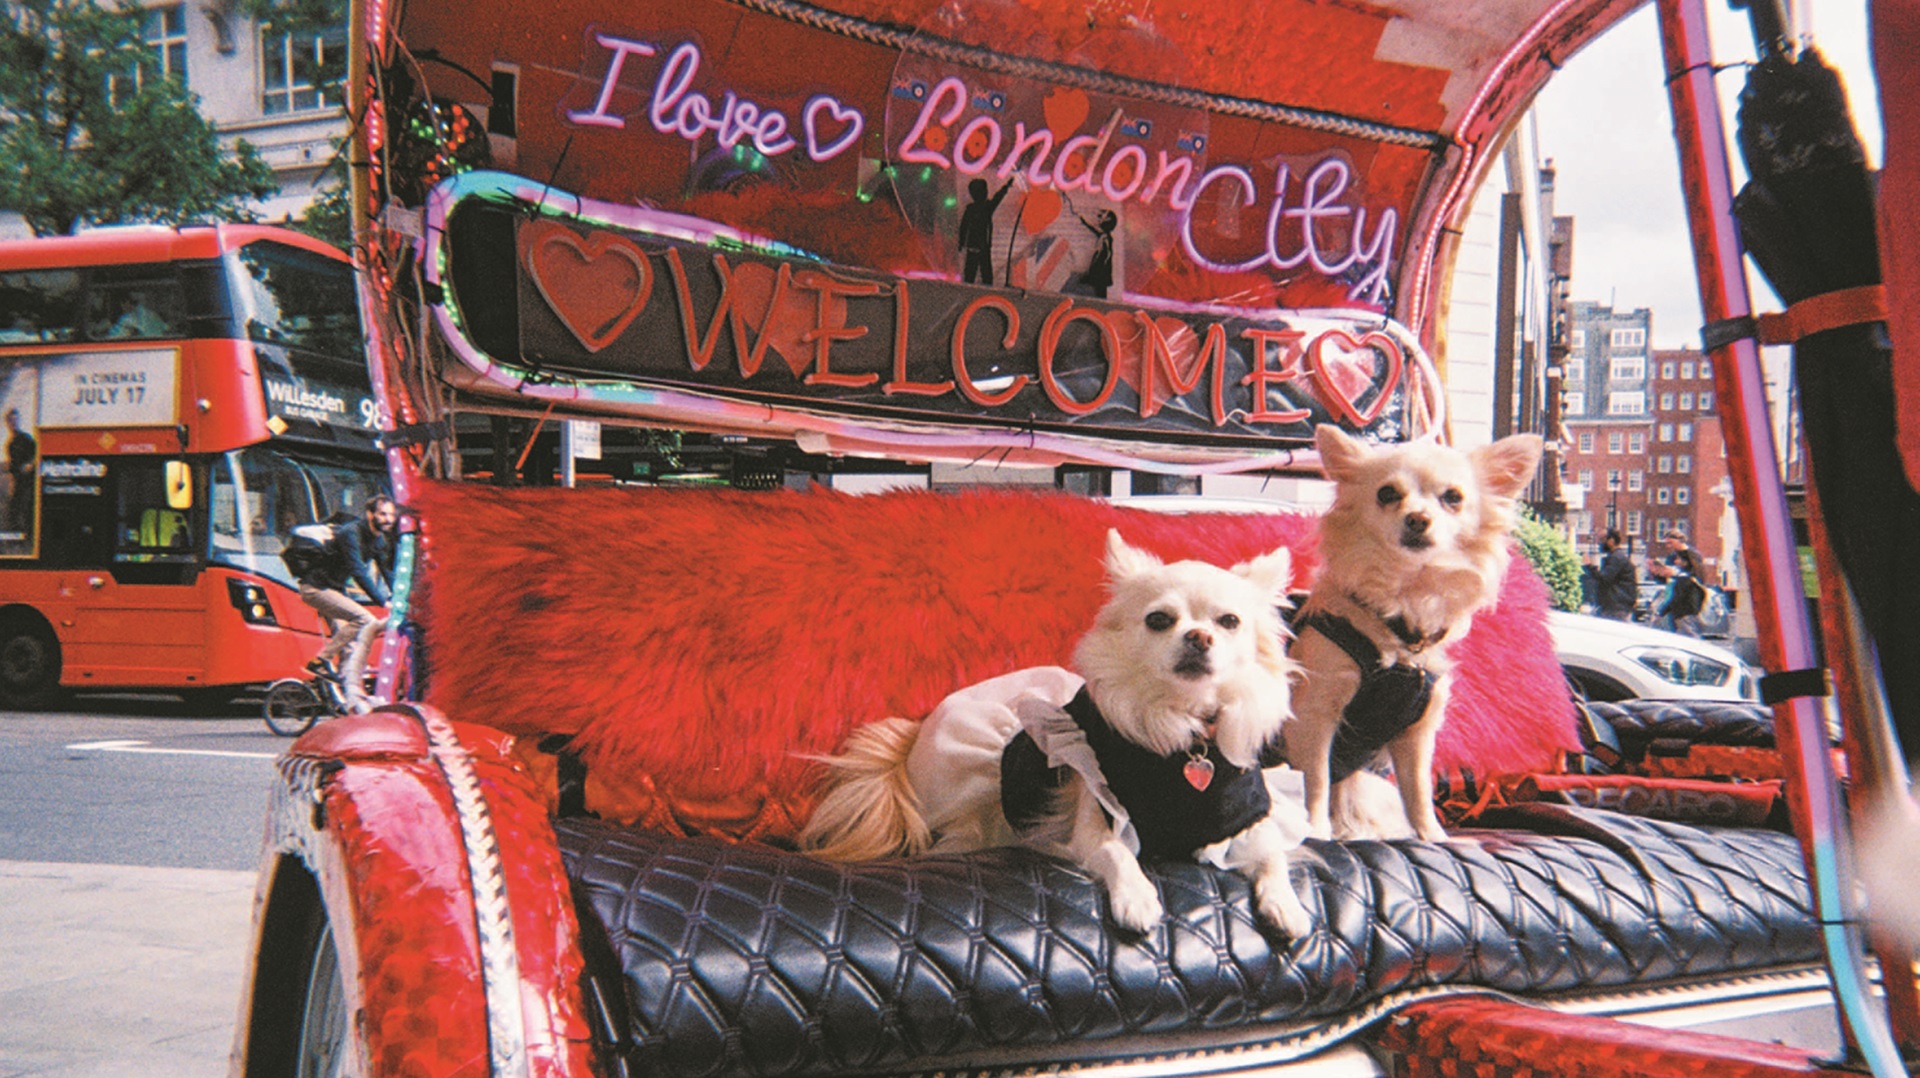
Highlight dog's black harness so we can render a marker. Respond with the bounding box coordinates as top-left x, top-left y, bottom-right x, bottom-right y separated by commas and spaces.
1001, 686, 1272, 860
1295, 610, 1438, 783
